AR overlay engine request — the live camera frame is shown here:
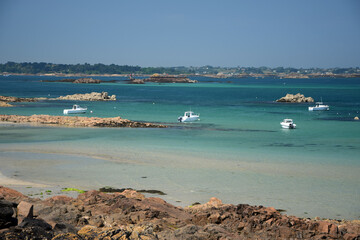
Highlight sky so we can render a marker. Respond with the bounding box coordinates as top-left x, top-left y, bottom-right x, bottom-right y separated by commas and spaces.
0, 0, 359, 68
